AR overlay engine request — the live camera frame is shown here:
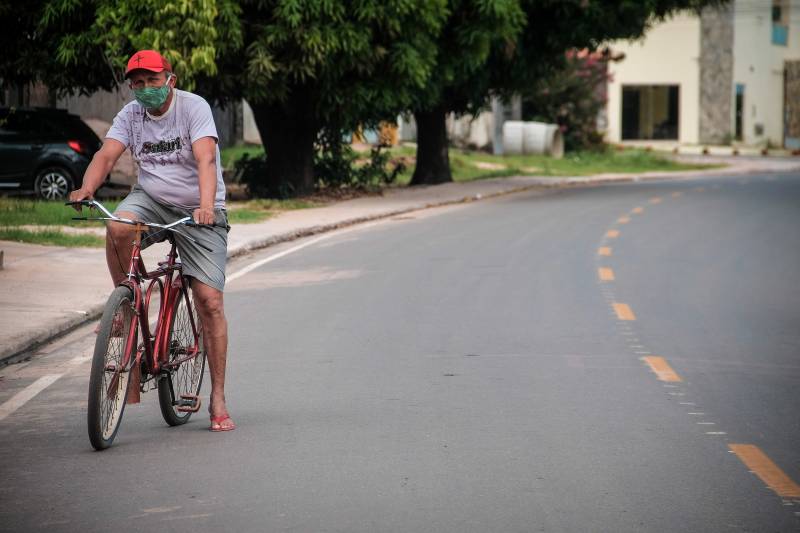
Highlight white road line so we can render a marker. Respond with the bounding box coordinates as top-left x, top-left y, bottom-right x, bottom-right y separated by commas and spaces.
227, 234, 338, 283
227, 221, 382, 283
0, 374, 62, 422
